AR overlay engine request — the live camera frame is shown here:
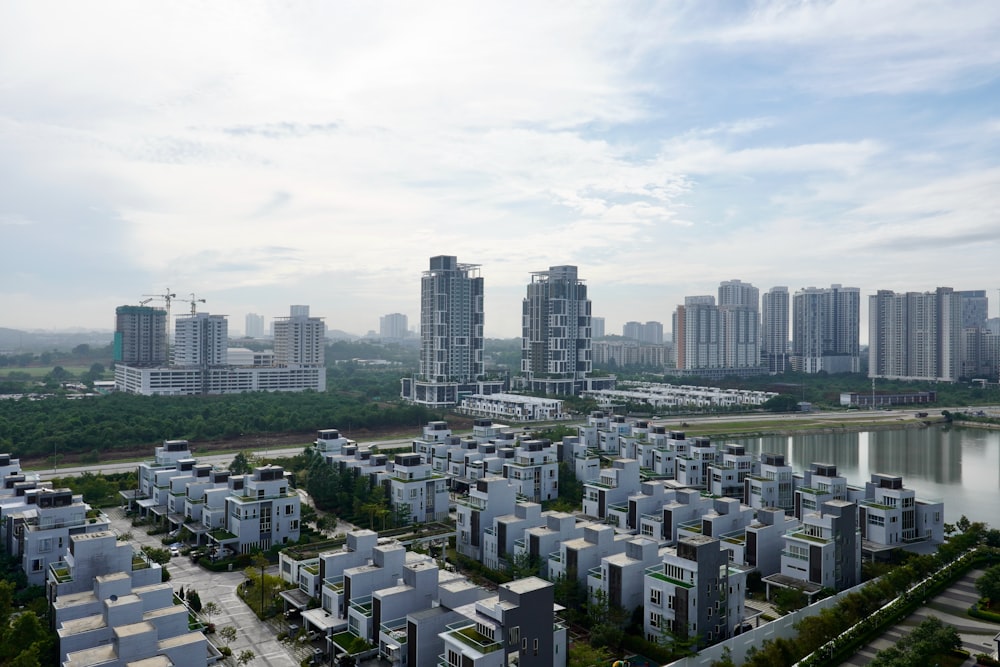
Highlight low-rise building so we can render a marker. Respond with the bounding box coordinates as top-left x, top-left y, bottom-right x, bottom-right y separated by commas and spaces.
456, 477, 516, 561
774, 499, 861, 595
502, 440, 559, 503
384, 454, 449, 525
587, 537, 661, 613
582, 459, 640, 520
